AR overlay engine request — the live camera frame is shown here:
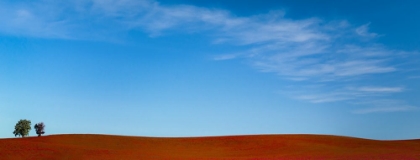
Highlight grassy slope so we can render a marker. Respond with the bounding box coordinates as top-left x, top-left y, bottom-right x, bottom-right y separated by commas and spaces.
1, 134, 419, 160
